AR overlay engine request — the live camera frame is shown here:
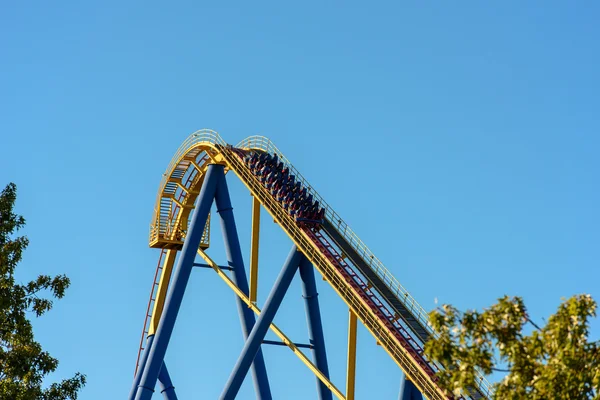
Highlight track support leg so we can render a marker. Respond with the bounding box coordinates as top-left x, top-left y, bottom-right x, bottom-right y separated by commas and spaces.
129, 335, 154, 400
399, 375, 423, 400
219, 246, 303, 400
249, 195, 261, 304
346, 310, 358, 400
299, 257, 332, 400
158, 361, 178, 400
215, 170, 272, 399
133, 164, 221, 400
